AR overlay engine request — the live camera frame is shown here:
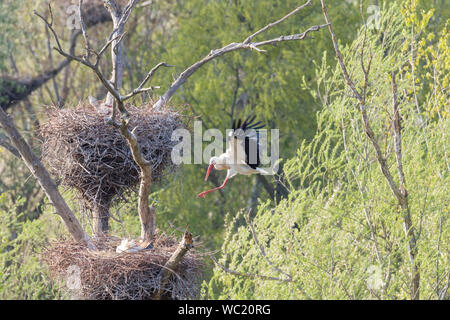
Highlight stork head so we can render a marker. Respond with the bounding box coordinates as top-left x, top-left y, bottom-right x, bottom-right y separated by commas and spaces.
205, 156, 228, 181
